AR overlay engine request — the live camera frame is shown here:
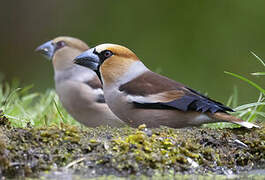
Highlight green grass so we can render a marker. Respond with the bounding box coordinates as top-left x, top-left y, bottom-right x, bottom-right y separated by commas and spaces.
0, 52, 264, 128
226, 51, 265, 121
0, 80, 79, 127
205, 51, 265, 128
